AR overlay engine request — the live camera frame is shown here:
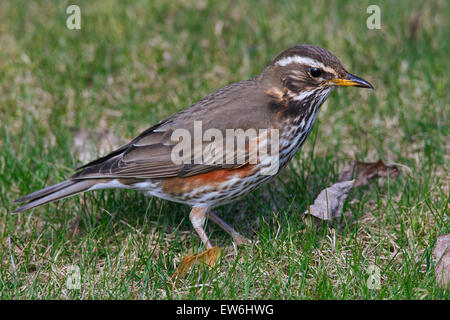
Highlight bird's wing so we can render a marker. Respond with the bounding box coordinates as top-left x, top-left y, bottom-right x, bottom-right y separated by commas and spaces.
72, 80, 270, 180
72, 122, 255, 180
